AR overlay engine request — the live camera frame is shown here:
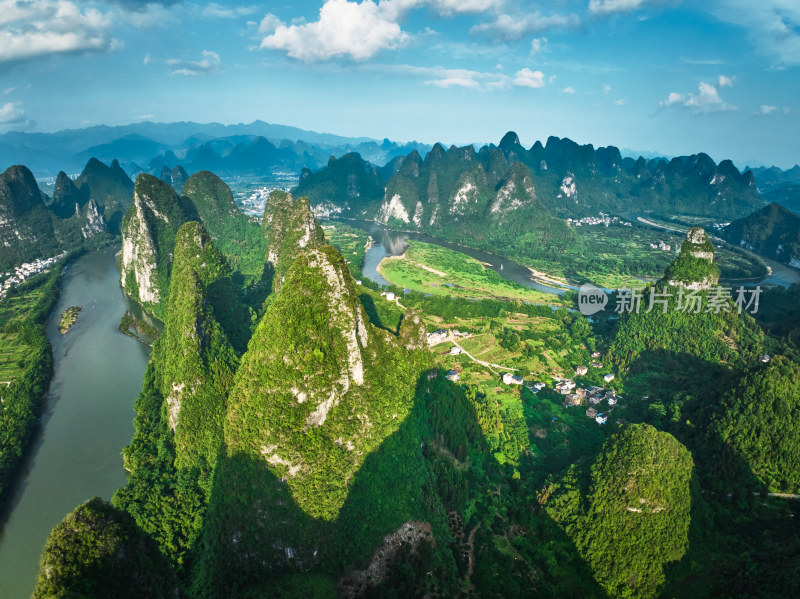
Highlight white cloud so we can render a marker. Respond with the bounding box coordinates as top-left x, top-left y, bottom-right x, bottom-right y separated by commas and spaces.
588, 0, 672, 16
377, 63, 510, 90
563, 86, 575, 94
0, 0, 115, 64
759, 105, 777, 115
143, 53, 151, 65
258, 13, 283, 34
124, 3, 178, 29
426, 0, 502, 16
3, 87, 15, 95
260, 0, 411, 61
530, 37, 547, 55
615, 98, 625, 105
718, 74, 734, 87
660, 81, 737, 114
709, 1, 800, 67
201, 3, 258, 19
0, 101, 32, 130
167, 50, 222, 76
428, 75, 481, 89
471, 11, 580, 40
603, 83, 612, 94
137, 113, 155, 119
513, 68, 546, 88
